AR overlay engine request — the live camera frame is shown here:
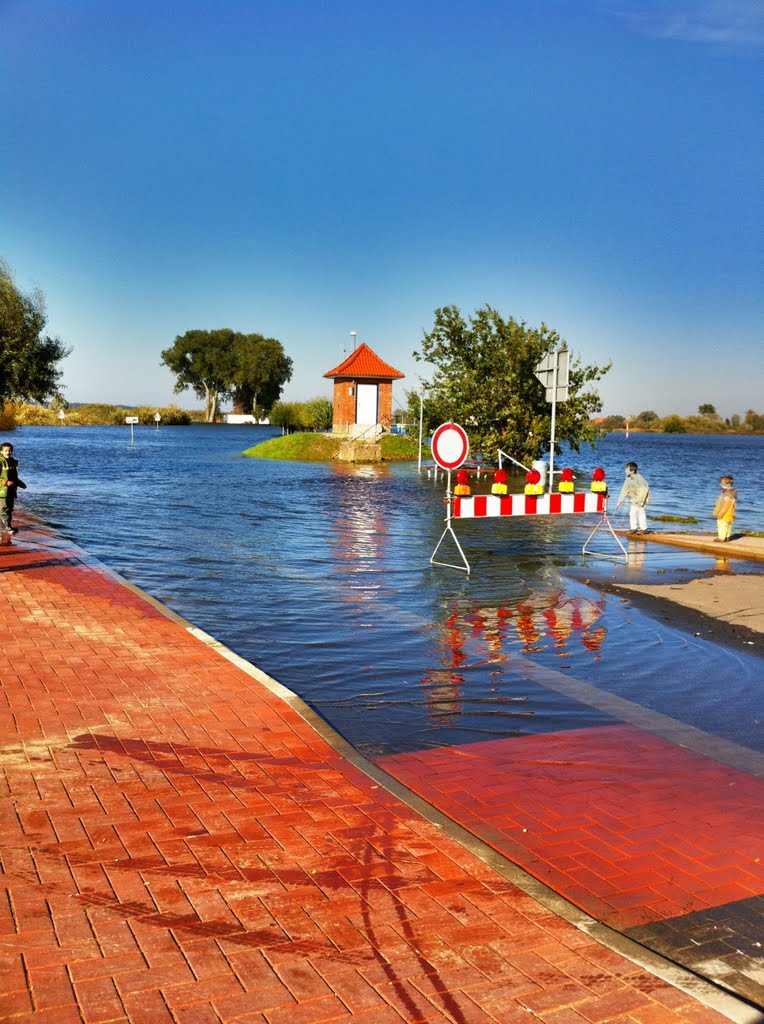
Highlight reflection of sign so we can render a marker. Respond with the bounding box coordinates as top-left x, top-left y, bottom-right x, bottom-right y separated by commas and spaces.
534, 350, 569, 402
431, 422, 469, 471
125, 416, 139, 424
